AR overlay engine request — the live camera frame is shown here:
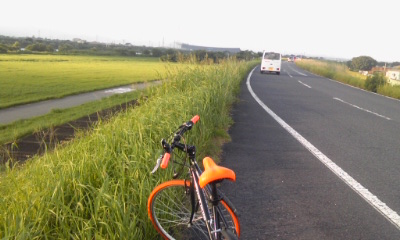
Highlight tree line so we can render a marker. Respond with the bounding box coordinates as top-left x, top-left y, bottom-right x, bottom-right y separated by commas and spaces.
346, 56, 400, 71
0, 35, 259, 63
